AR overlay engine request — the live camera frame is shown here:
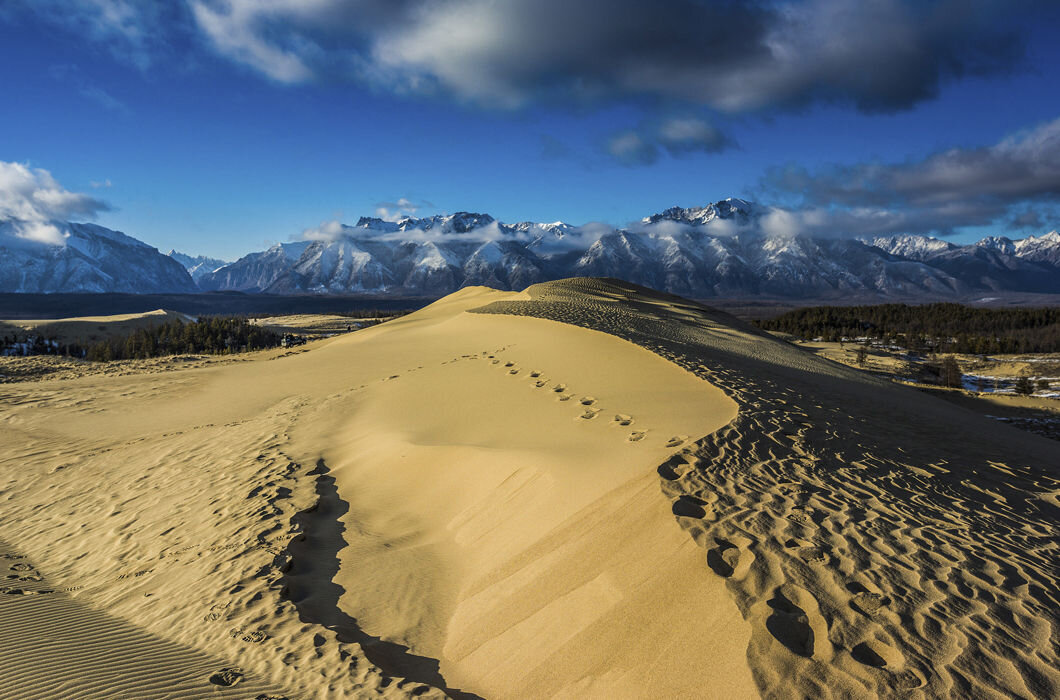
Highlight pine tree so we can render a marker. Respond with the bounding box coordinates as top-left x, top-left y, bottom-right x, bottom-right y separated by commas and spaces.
941, 356, 963, 388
